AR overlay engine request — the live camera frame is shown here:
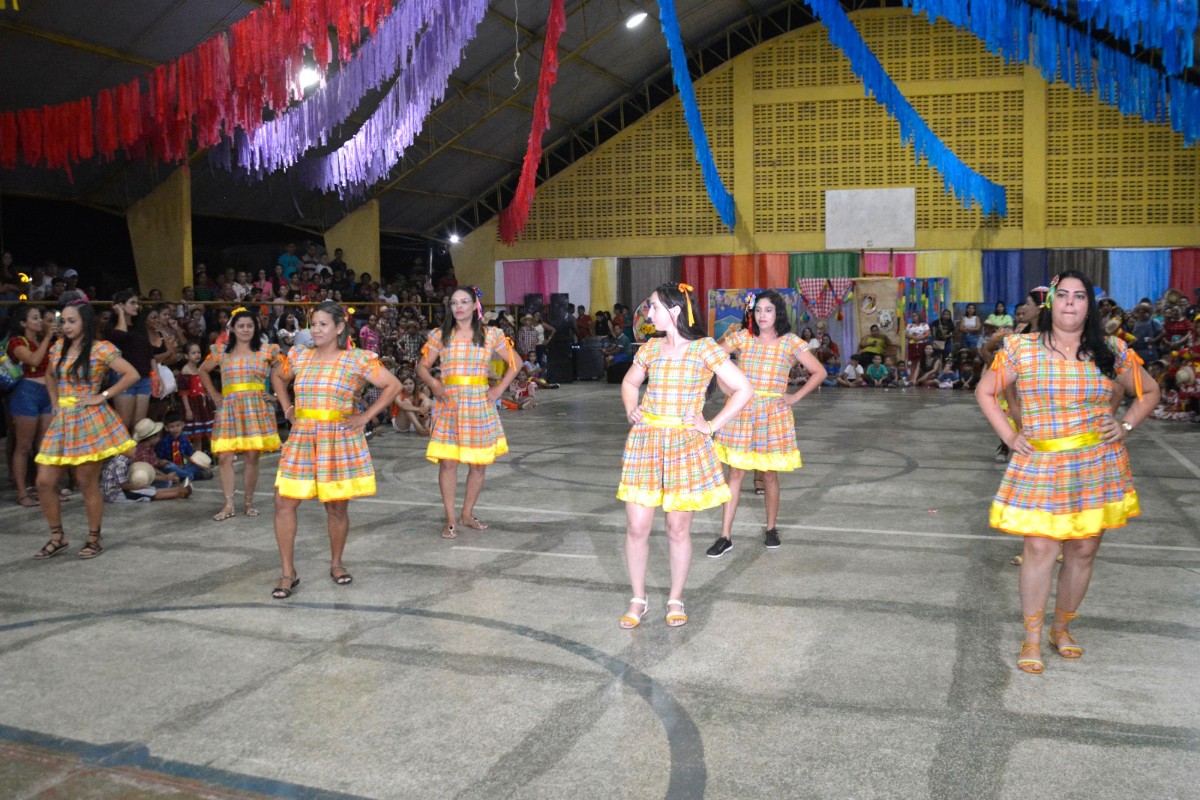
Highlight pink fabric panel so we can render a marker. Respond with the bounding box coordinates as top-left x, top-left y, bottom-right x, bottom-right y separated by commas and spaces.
683, 255, 731, 321
893, 252, 916, 278
503, 259, 558, 305
863, 252, 891, 276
